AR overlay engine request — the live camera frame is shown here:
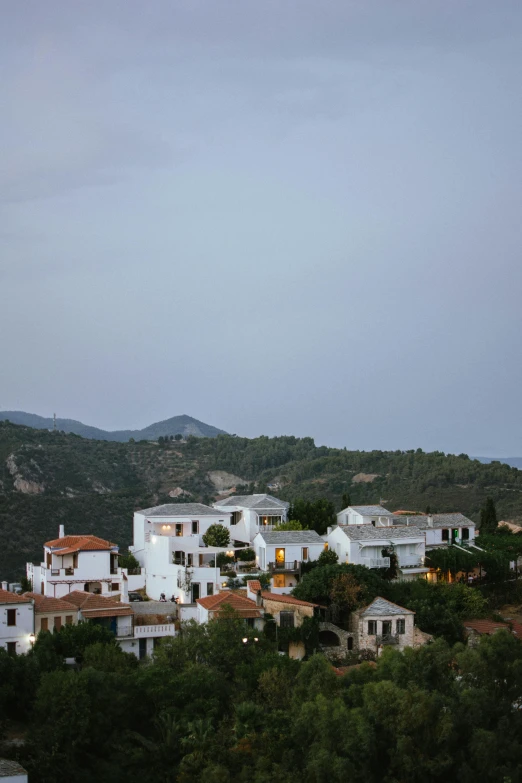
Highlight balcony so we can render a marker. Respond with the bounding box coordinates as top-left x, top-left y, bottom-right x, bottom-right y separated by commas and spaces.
134, 624, 176, 639
376, 633, 399, 646
398, 556, 423, 568
255, 524, 280, 533
268, 561, 301, 573
361, 557, 390, 569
